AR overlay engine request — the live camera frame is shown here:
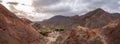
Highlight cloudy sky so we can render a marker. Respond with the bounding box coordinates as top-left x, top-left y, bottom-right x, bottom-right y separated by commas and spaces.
1, 0, 120, 21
